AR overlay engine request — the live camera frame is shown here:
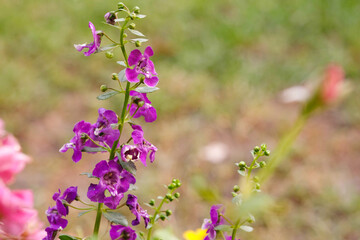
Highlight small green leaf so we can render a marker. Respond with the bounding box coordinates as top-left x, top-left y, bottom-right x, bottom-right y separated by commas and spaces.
82, 146, 106, 153
118, 69, 127, 82
130, 38, 148, 43
115, 18, 126, 22
135, 86, 159, 93
136, 14, 146, 19
59, 235, 79, 240
103, 211, 128, 225
96, 43, 119, 52
128, 29, 145, 37
239, 225, 253, 232
237, 169, 246, 176
117, 61, 127, 67
116, 153, 137, 175
78, 210, 93, 217
97, 90, 120, 100
80, 172, 98, 179
214, 225, 233, 232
